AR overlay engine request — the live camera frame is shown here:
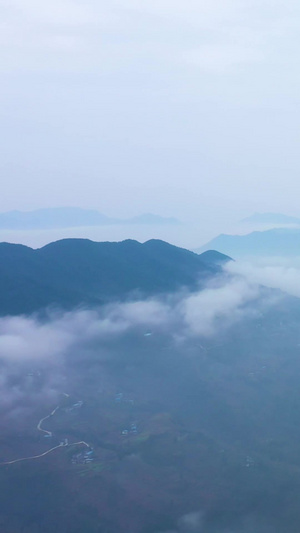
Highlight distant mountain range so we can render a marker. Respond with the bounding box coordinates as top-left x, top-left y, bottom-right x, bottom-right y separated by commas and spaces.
241, 212, 300, 226
198, 228, 300, 257
0, 239, 230, 315
0, 208, 180, 230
